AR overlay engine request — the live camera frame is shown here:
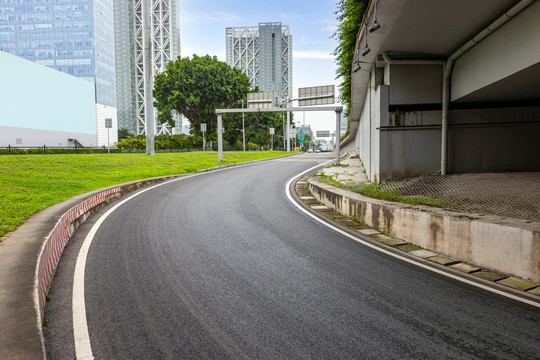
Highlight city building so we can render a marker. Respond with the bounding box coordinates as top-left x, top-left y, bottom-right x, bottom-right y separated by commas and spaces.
226, 22, 292, 99
114, 0, 181, 136
0, 51, 96, 147
0, 0, 117, 146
